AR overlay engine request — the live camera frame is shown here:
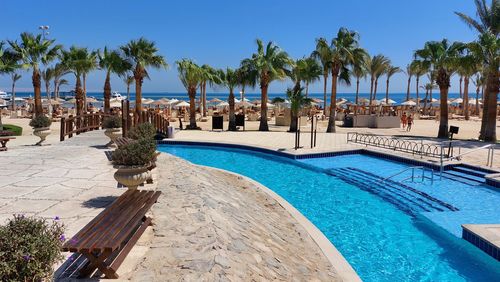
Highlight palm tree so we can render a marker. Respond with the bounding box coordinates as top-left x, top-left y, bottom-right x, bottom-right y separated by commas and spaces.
457, 48, 480, 120
220, 68, 239, 131
385, 65, 402, 104
81, 49, 98, 111
121, 38, 168, 122
352, 55, 368, 108
472, 74, 484, 116
236, 63, 257, 114
52, 63, 70, 100
421, 82, 436, 115
287, 87, 312, 132
405, 64, 413, 101
243, 39, 293, 131
456, 0, 500, 141
199, 65, 220, 117
301, 57, 322, 97
415, 39, 463, 138
325, 28, 367, 133
176, 59, 203, 129
41, 68, 54, 114
10, 73, 21, 111
410, 59, 430, 111
455, 0, 500, 36
98, 47, 131, 113
124, 75, 134, 100
60, 46, 91, 116
367, 55, 390, 108
8, 32, 61, 116
57, 78, 69, 98
312, 38, 332, 110
469, 32, 500, 141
